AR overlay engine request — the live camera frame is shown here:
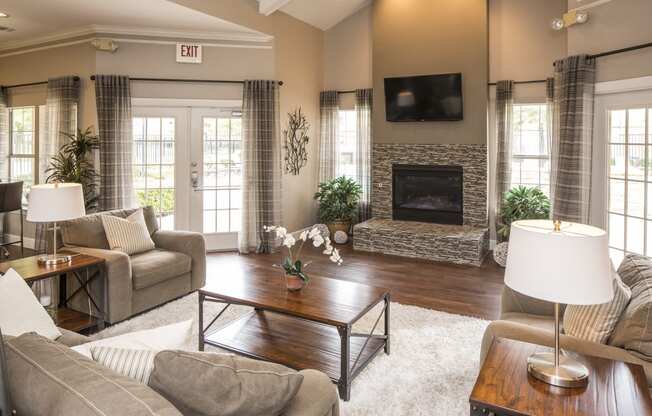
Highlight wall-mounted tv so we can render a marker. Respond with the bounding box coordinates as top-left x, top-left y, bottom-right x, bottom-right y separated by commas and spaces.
384, 73, 463, 122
